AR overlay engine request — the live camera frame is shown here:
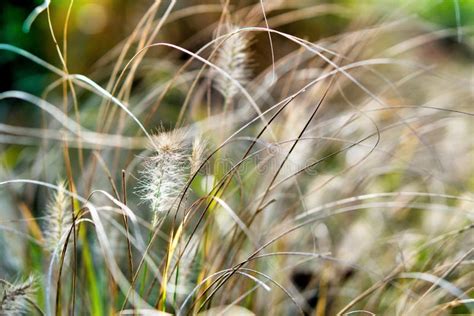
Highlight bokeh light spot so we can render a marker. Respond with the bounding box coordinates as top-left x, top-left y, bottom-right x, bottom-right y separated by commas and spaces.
76, 3, 108, 35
